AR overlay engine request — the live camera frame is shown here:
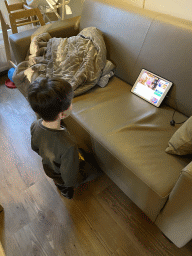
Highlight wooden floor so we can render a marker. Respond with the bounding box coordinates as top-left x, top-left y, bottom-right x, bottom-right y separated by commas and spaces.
0, 74, 192, 256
